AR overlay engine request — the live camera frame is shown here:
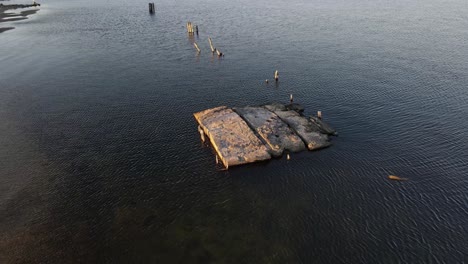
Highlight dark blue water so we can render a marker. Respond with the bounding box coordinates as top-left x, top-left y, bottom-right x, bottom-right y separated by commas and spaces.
1, 0, 467, 262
